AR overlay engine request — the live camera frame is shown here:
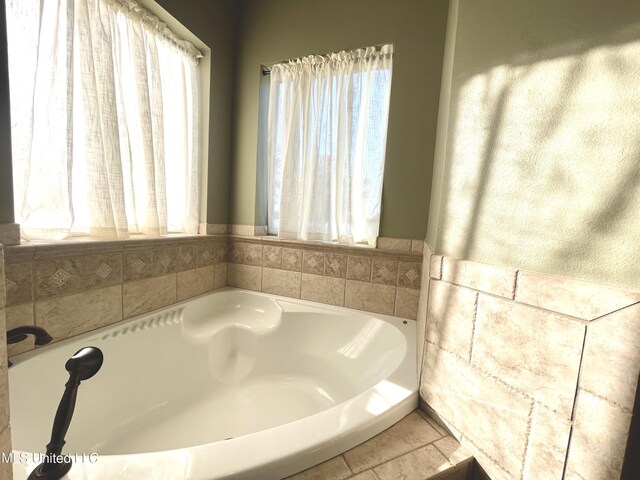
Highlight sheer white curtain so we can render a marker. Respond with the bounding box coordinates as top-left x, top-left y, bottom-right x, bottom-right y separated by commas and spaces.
6, 0, 200, 240
267, 44, 393, 247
